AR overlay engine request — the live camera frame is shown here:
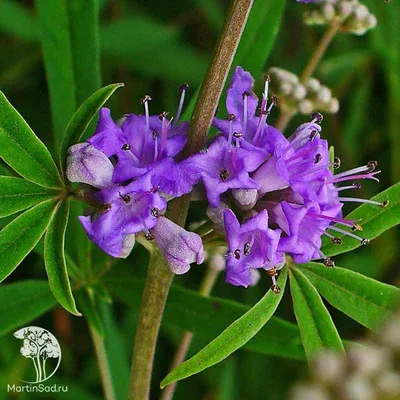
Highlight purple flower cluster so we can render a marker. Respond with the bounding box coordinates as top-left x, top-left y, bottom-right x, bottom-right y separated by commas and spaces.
192, 67, 385, 290
67, 67, 385, 291
67, 87, 204, 274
